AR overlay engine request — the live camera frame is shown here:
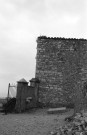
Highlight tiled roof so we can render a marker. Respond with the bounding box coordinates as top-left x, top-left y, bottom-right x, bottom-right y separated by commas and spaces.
30, 78, 40, 83
37, 36, 87, 41
17, 78, 28, 83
